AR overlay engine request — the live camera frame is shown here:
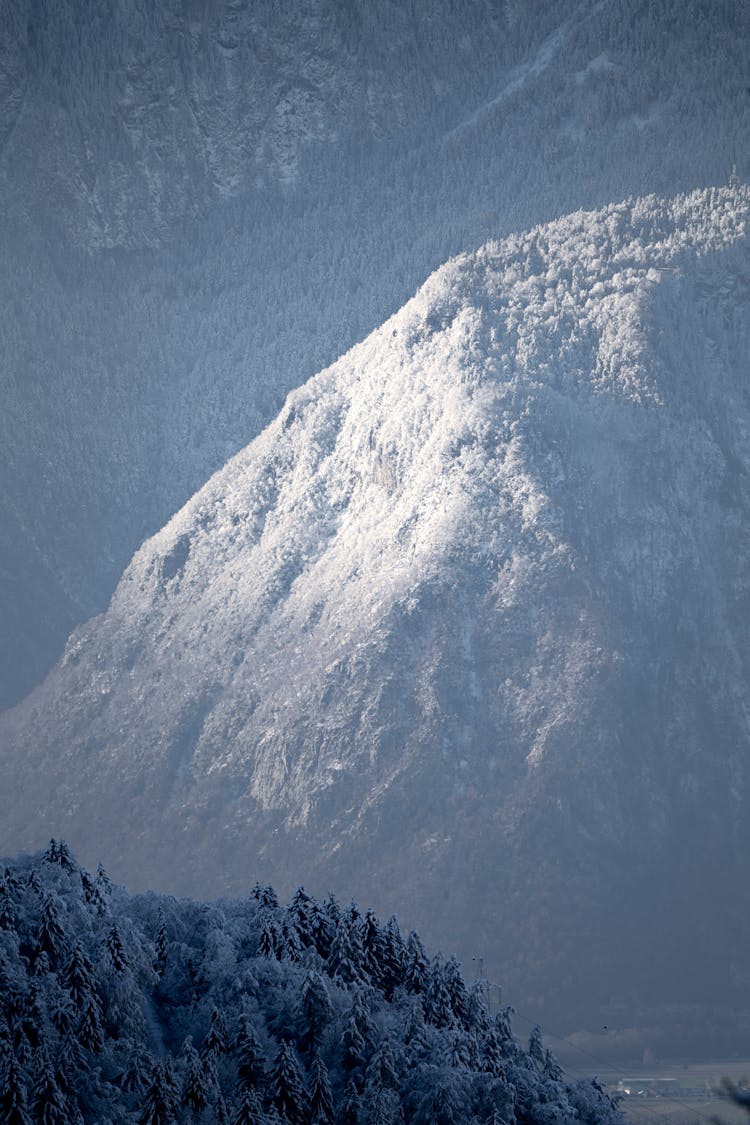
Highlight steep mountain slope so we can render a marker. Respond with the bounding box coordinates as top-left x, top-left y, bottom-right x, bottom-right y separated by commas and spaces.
0, 843, 624, 1123
2, 187, 749, 1035
2, 0, 748, 708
